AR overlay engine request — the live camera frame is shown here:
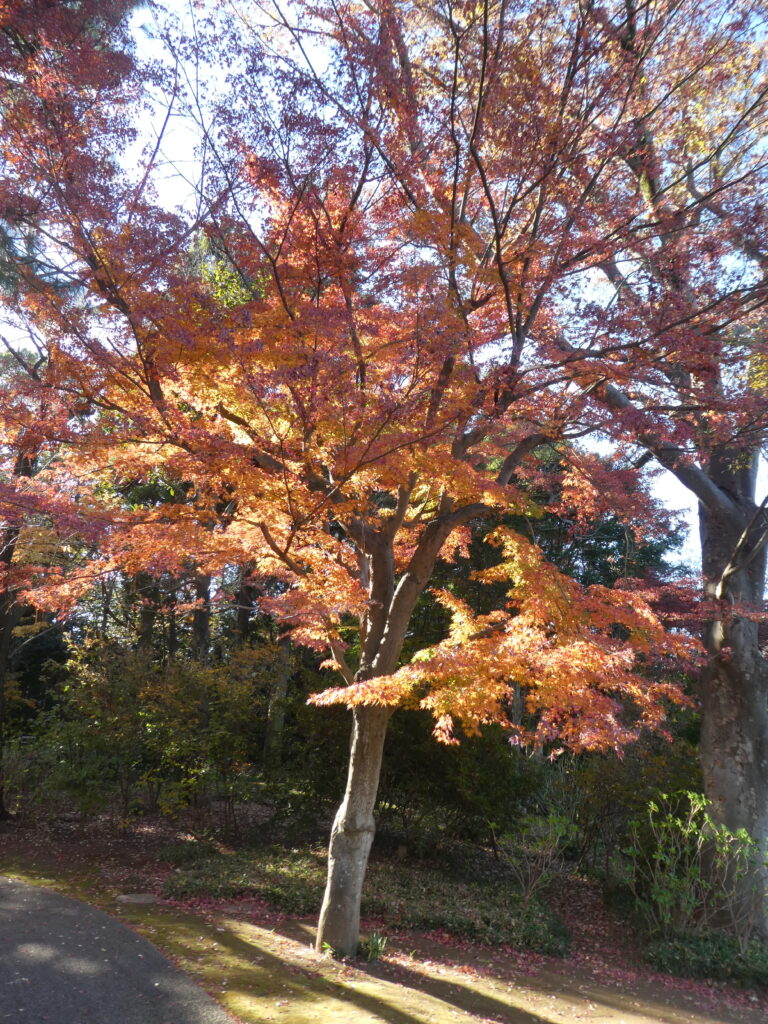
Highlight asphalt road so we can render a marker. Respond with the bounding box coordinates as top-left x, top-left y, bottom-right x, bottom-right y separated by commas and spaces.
0, 876, 235, 1024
